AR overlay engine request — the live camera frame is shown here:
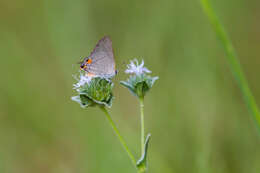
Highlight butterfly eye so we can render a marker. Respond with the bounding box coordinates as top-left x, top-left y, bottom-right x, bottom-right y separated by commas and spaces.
80, 63, 87, 70
80, 64, 84, 69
